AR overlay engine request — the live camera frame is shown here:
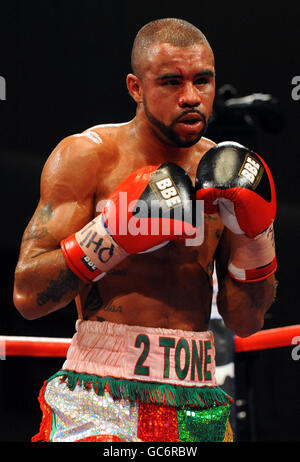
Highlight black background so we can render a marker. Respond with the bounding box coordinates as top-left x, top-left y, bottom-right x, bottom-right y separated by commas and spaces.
0, 0, 299, 442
